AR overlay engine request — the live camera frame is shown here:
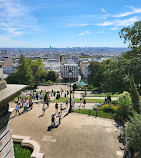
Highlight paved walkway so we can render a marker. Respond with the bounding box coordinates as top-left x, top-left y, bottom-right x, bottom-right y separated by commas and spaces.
23, 85, 118, 102
10, 101, 123, 158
